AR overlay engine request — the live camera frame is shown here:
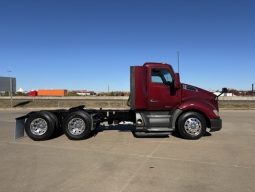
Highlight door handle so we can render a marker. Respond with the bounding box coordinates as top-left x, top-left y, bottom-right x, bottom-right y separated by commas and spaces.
150, 99, 159, 103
